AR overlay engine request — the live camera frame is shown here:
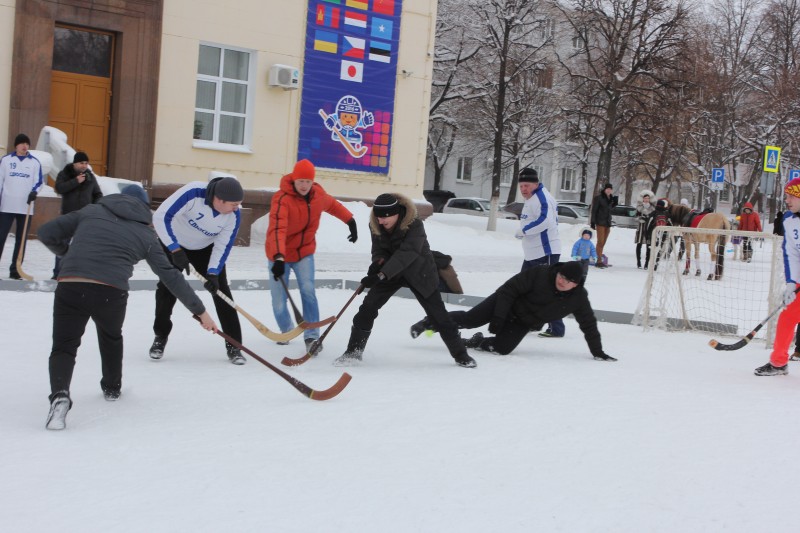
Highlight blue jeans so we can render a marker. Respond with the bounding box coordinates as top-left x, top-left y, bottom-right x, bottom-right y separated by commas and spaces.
521, 254, 565, 337
268, 255, 319, 339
